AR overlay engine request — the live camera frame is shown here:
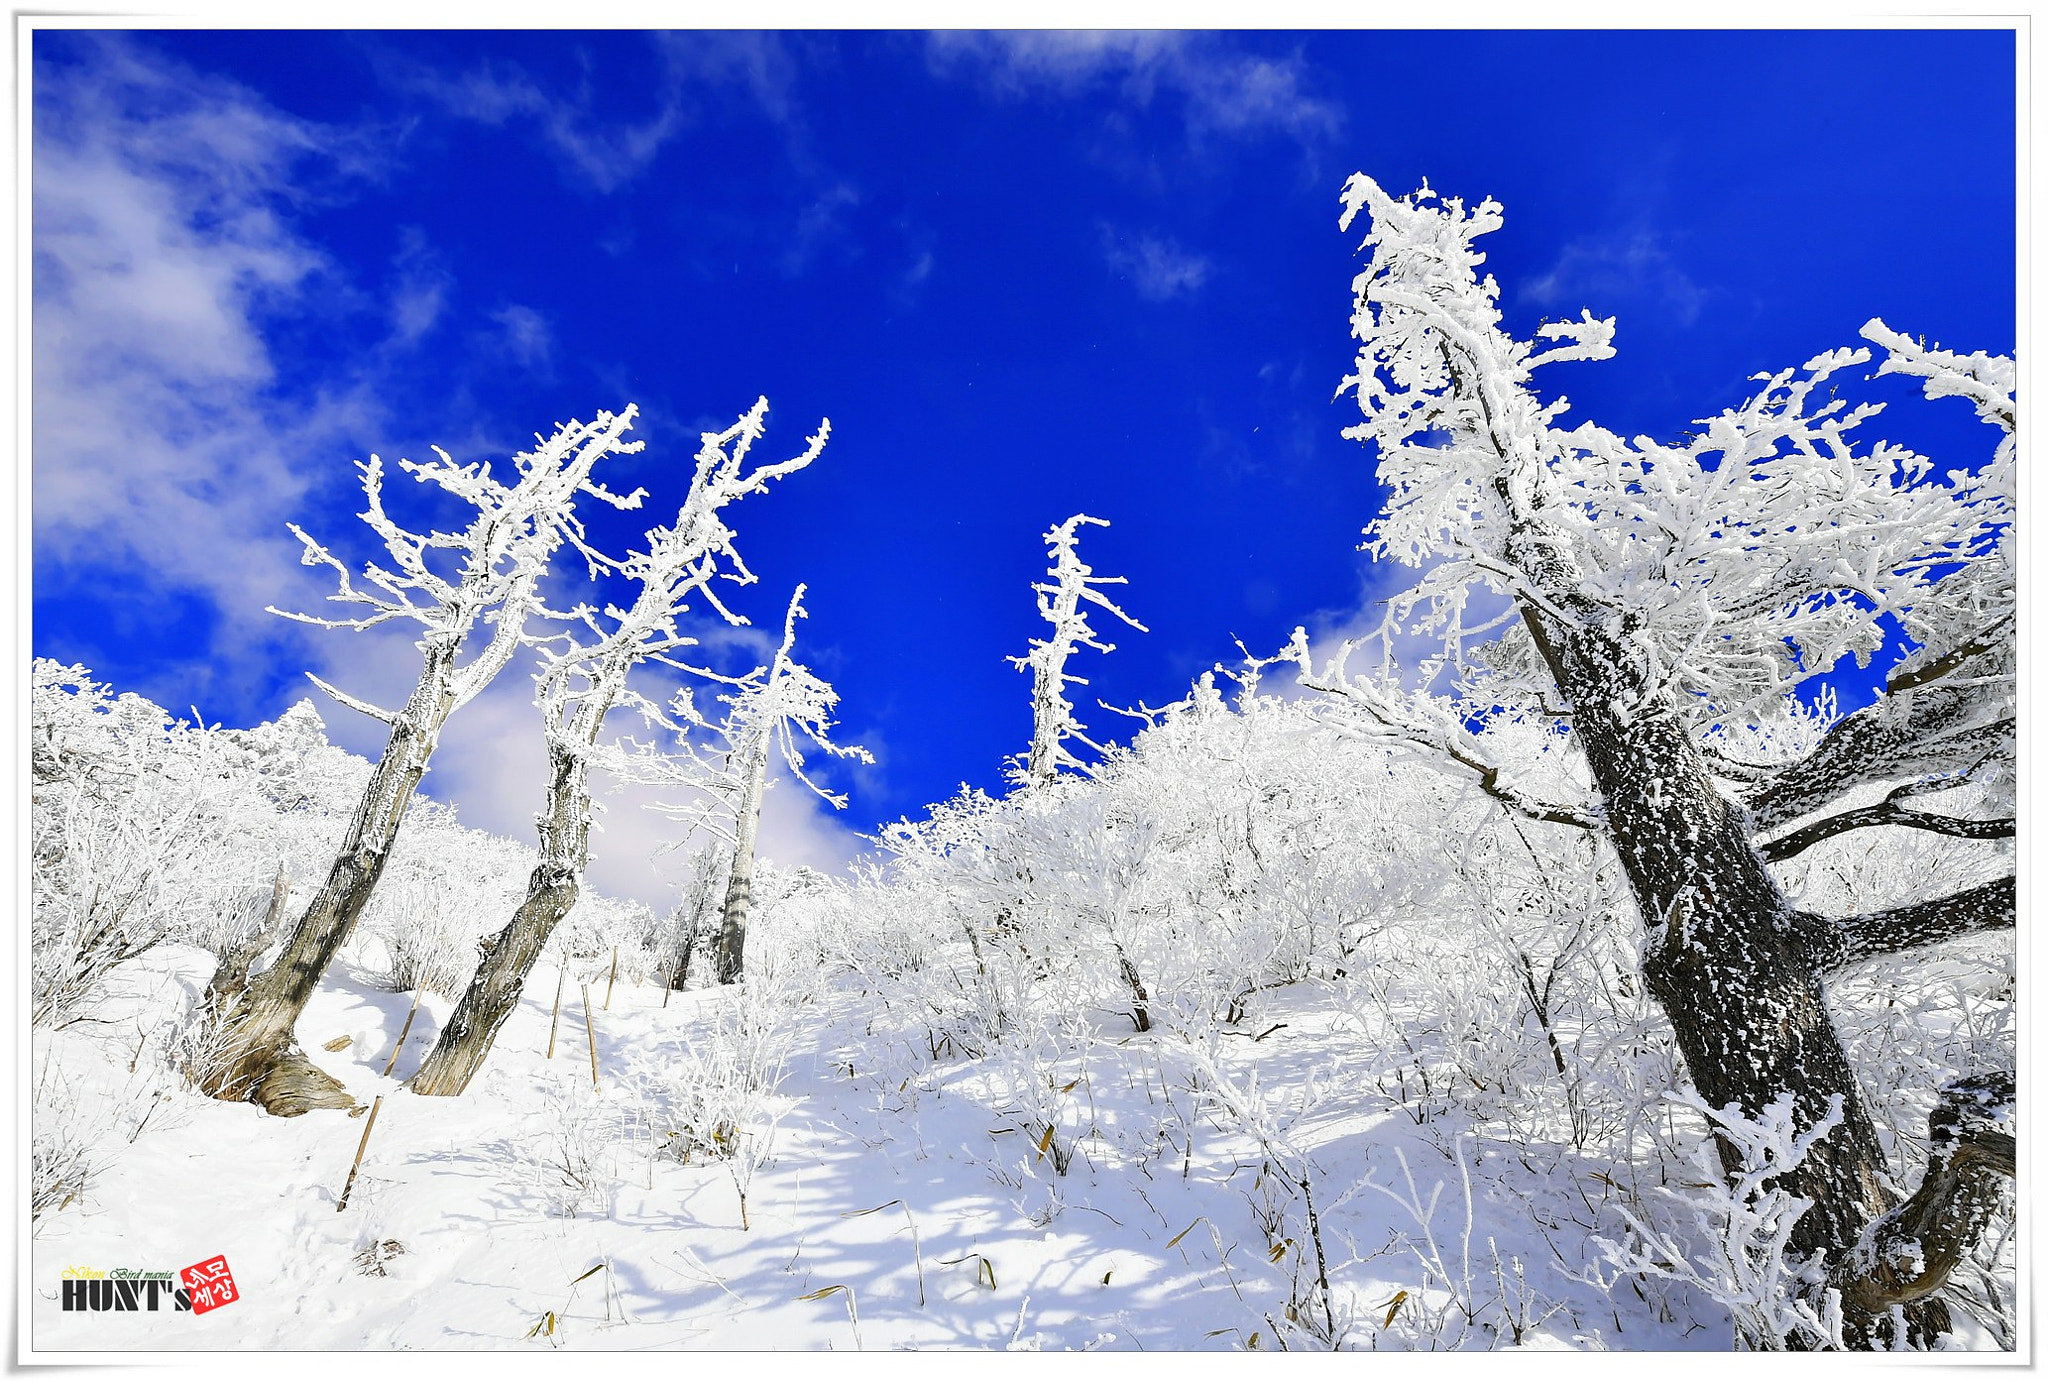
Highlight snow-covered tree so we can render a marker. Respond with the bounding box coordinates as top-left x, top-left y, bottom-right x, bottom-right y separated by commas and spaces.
409, 398, 827, 1095
30, 662, 272, 1028
1302, 175, 2014, 1345
207, 408, 647, 1116
1009, 514, 1147, 788
711, 583, 871, 984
